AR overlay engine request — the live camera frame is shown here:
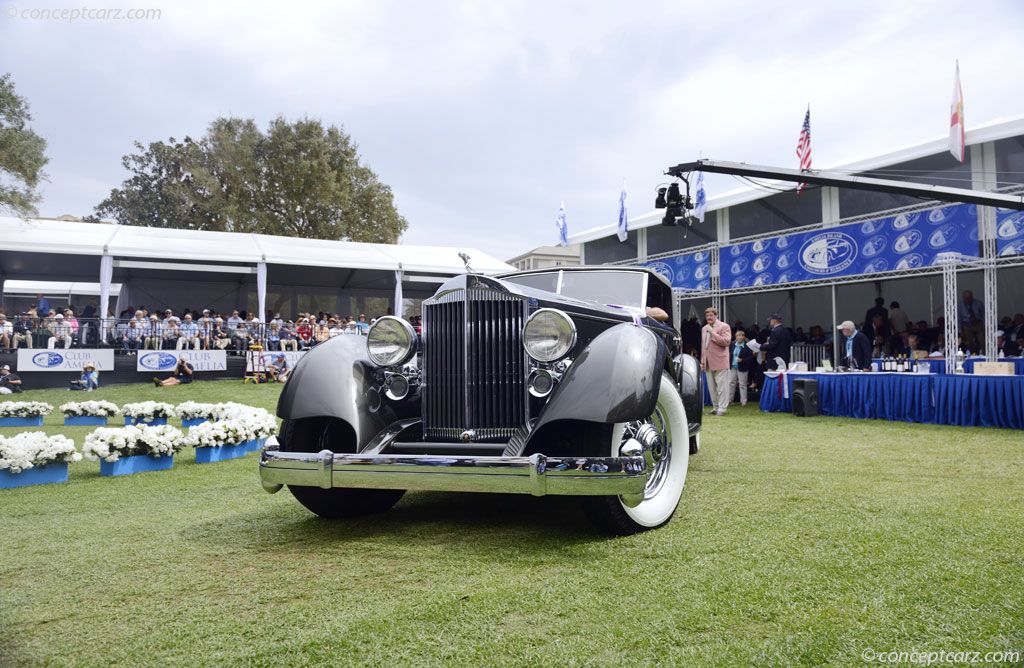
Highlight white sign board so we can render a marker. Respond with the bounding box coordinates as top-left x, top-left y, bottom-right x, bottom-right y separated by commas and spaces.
17, 348, 115, 372
136, 350, 227, 373
246, 349, 307, 372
